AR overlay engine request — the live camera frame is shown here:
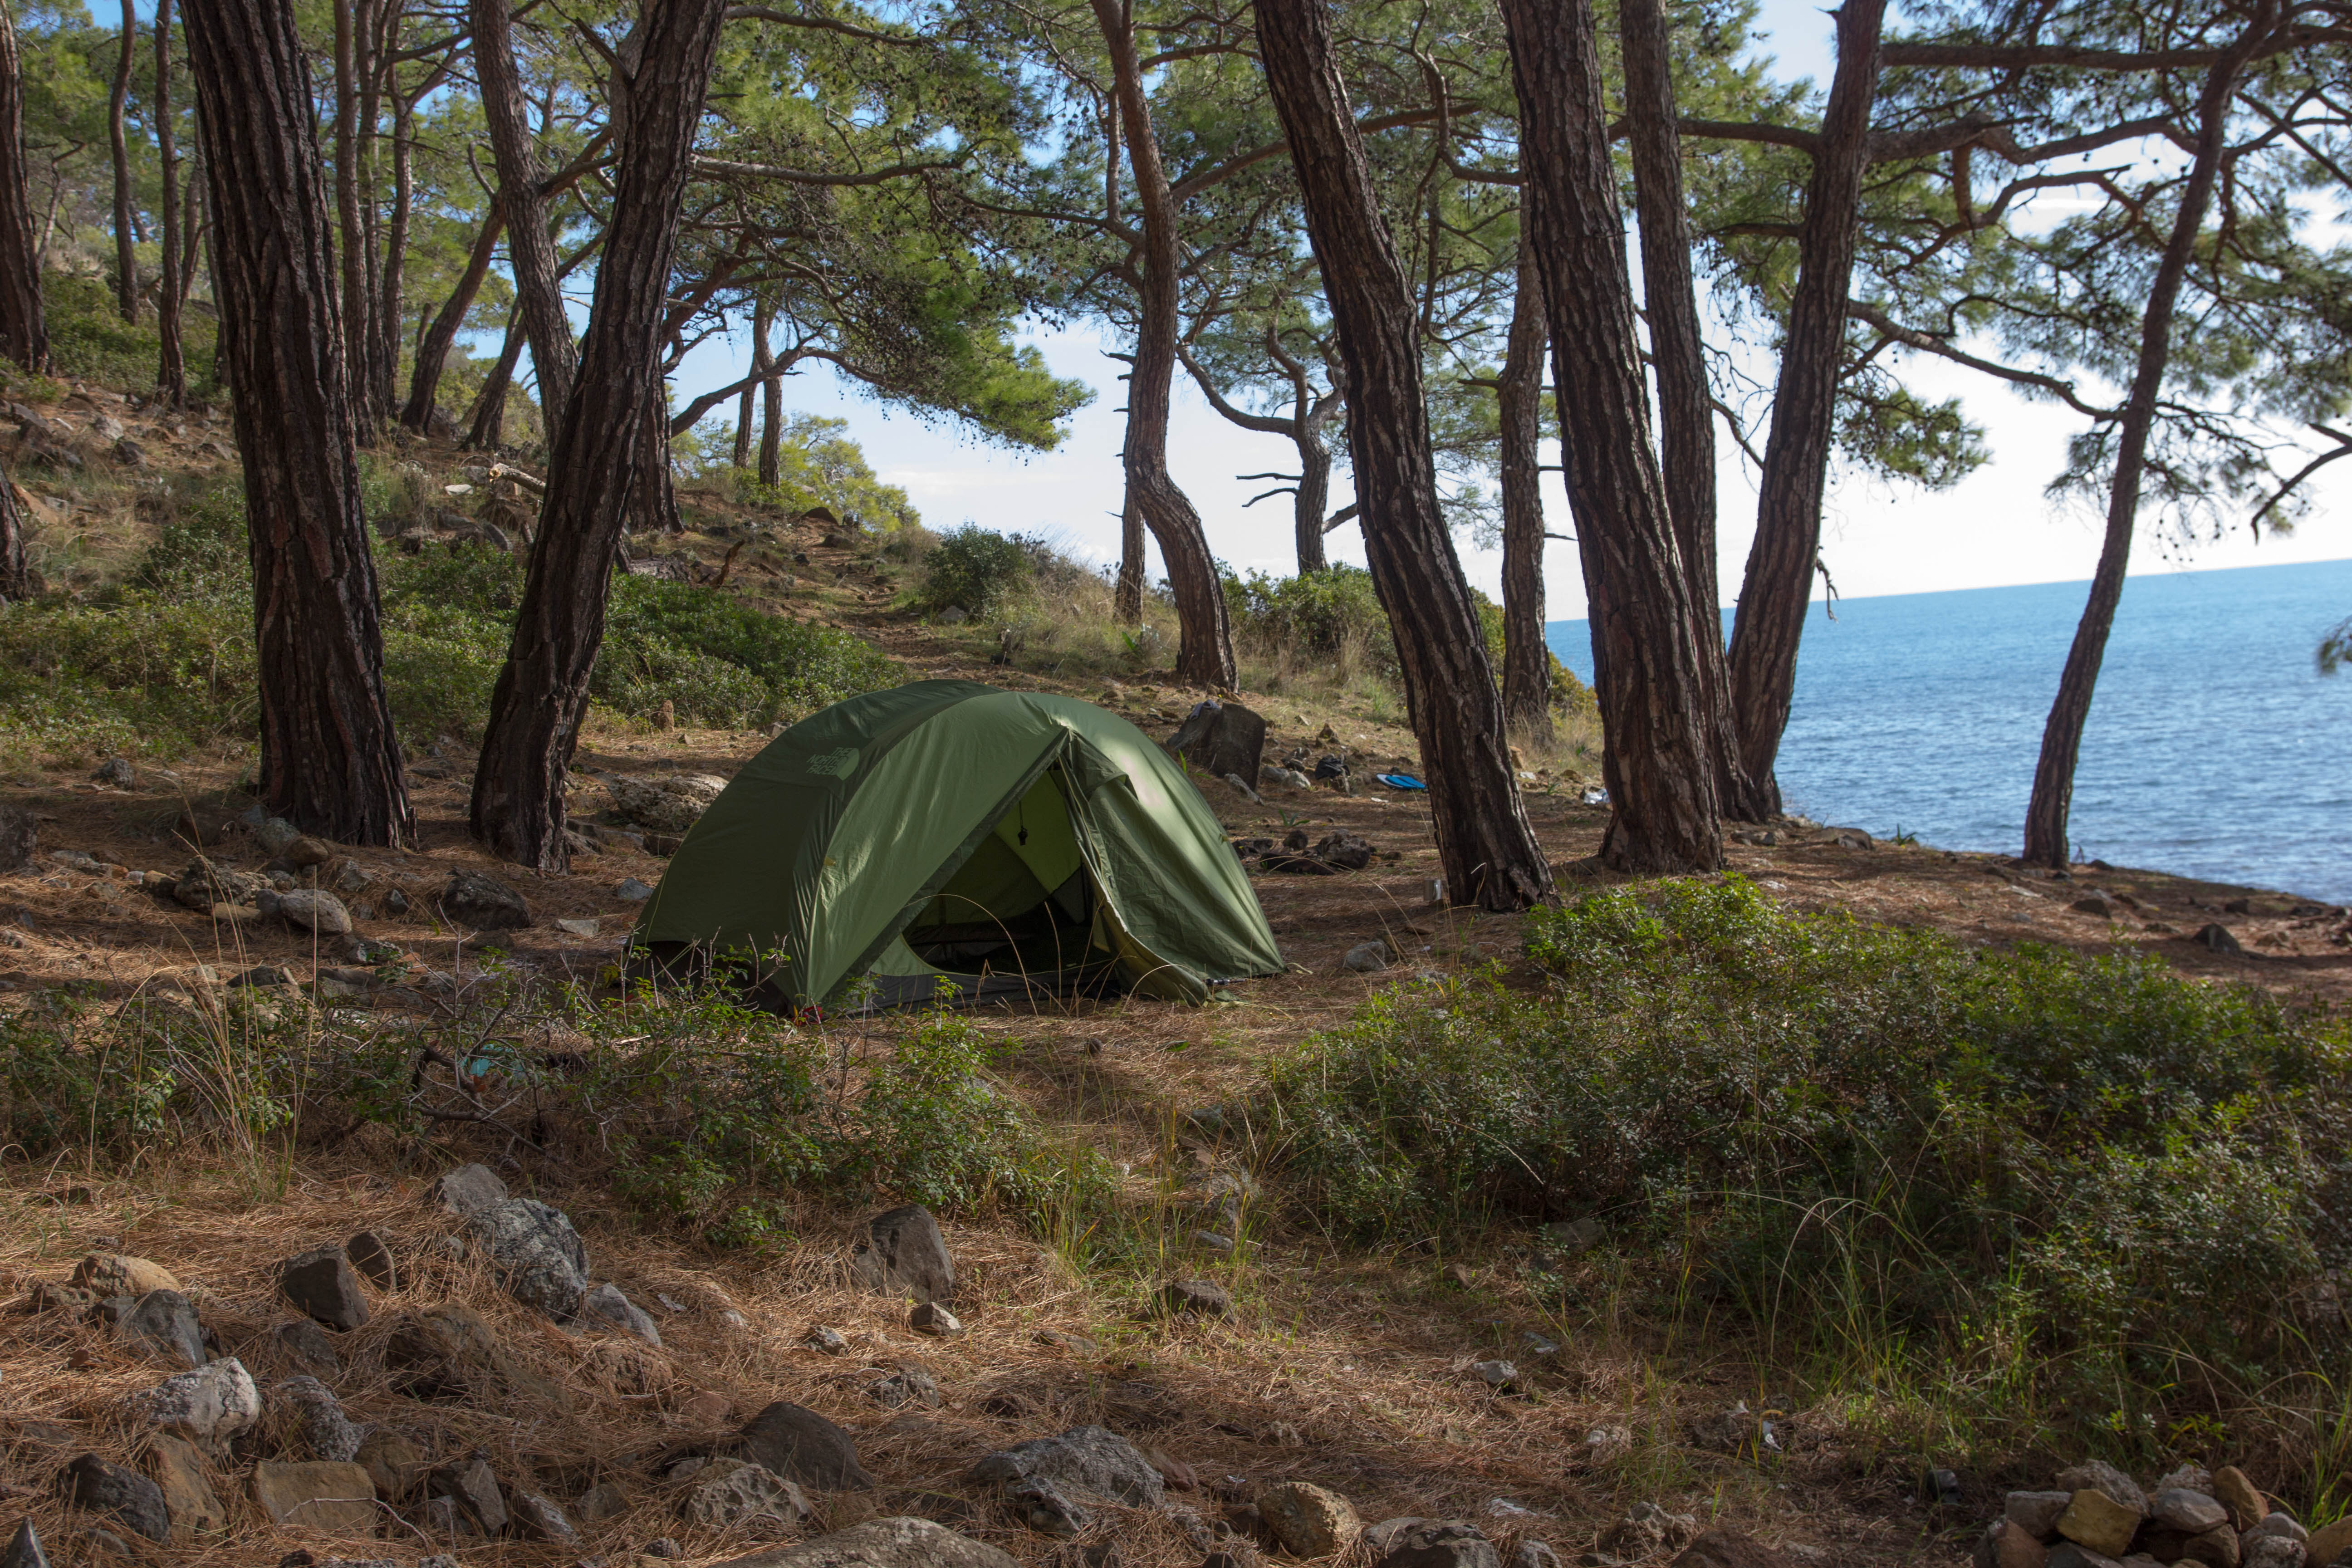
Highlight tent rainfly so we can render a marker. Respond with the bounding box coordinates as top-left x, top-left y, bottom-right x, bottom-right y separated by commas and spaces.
631, 681, 1284, 1008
